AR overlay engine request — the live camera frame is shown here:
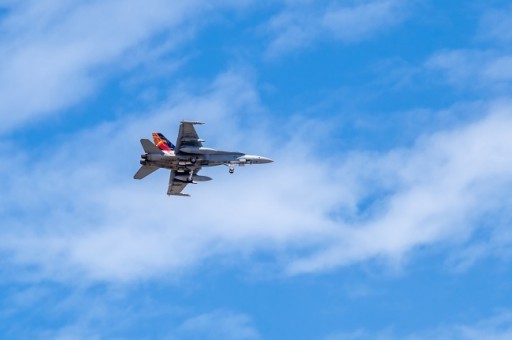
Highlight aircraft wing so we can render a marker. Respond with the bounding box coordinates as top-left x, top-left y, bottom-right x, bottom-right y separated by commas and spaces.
167, 170, 189, 196
167, 167, 202, 196
176, 121, 204, 152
